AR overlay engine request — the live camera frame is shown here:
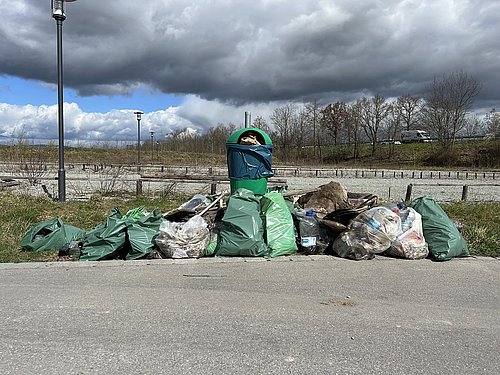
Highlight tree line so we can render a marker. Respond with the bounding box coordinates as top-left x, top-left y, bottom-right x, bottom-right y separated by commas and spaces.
162, 71, 499, 163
